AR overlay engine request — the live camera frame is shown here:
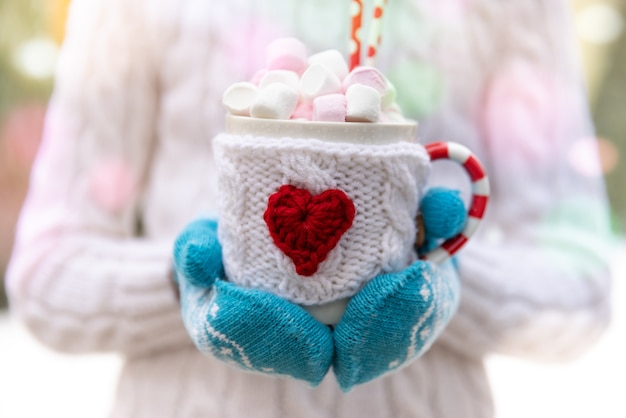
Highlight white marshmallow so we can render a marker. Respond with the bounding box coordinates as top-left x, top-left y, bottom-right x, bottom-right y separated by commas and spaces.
222, 82, 259, 116
381, 102, 407, 123
250, 82, 299, 120
382, 77, 397, 109
265, 37, 308, 74
307, 49, 349, 81
259, 70, 301, 93
300, 64, 342, 101
343, 66, 387, 95
312, 94, 347, 122
345, 84, 381, 123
